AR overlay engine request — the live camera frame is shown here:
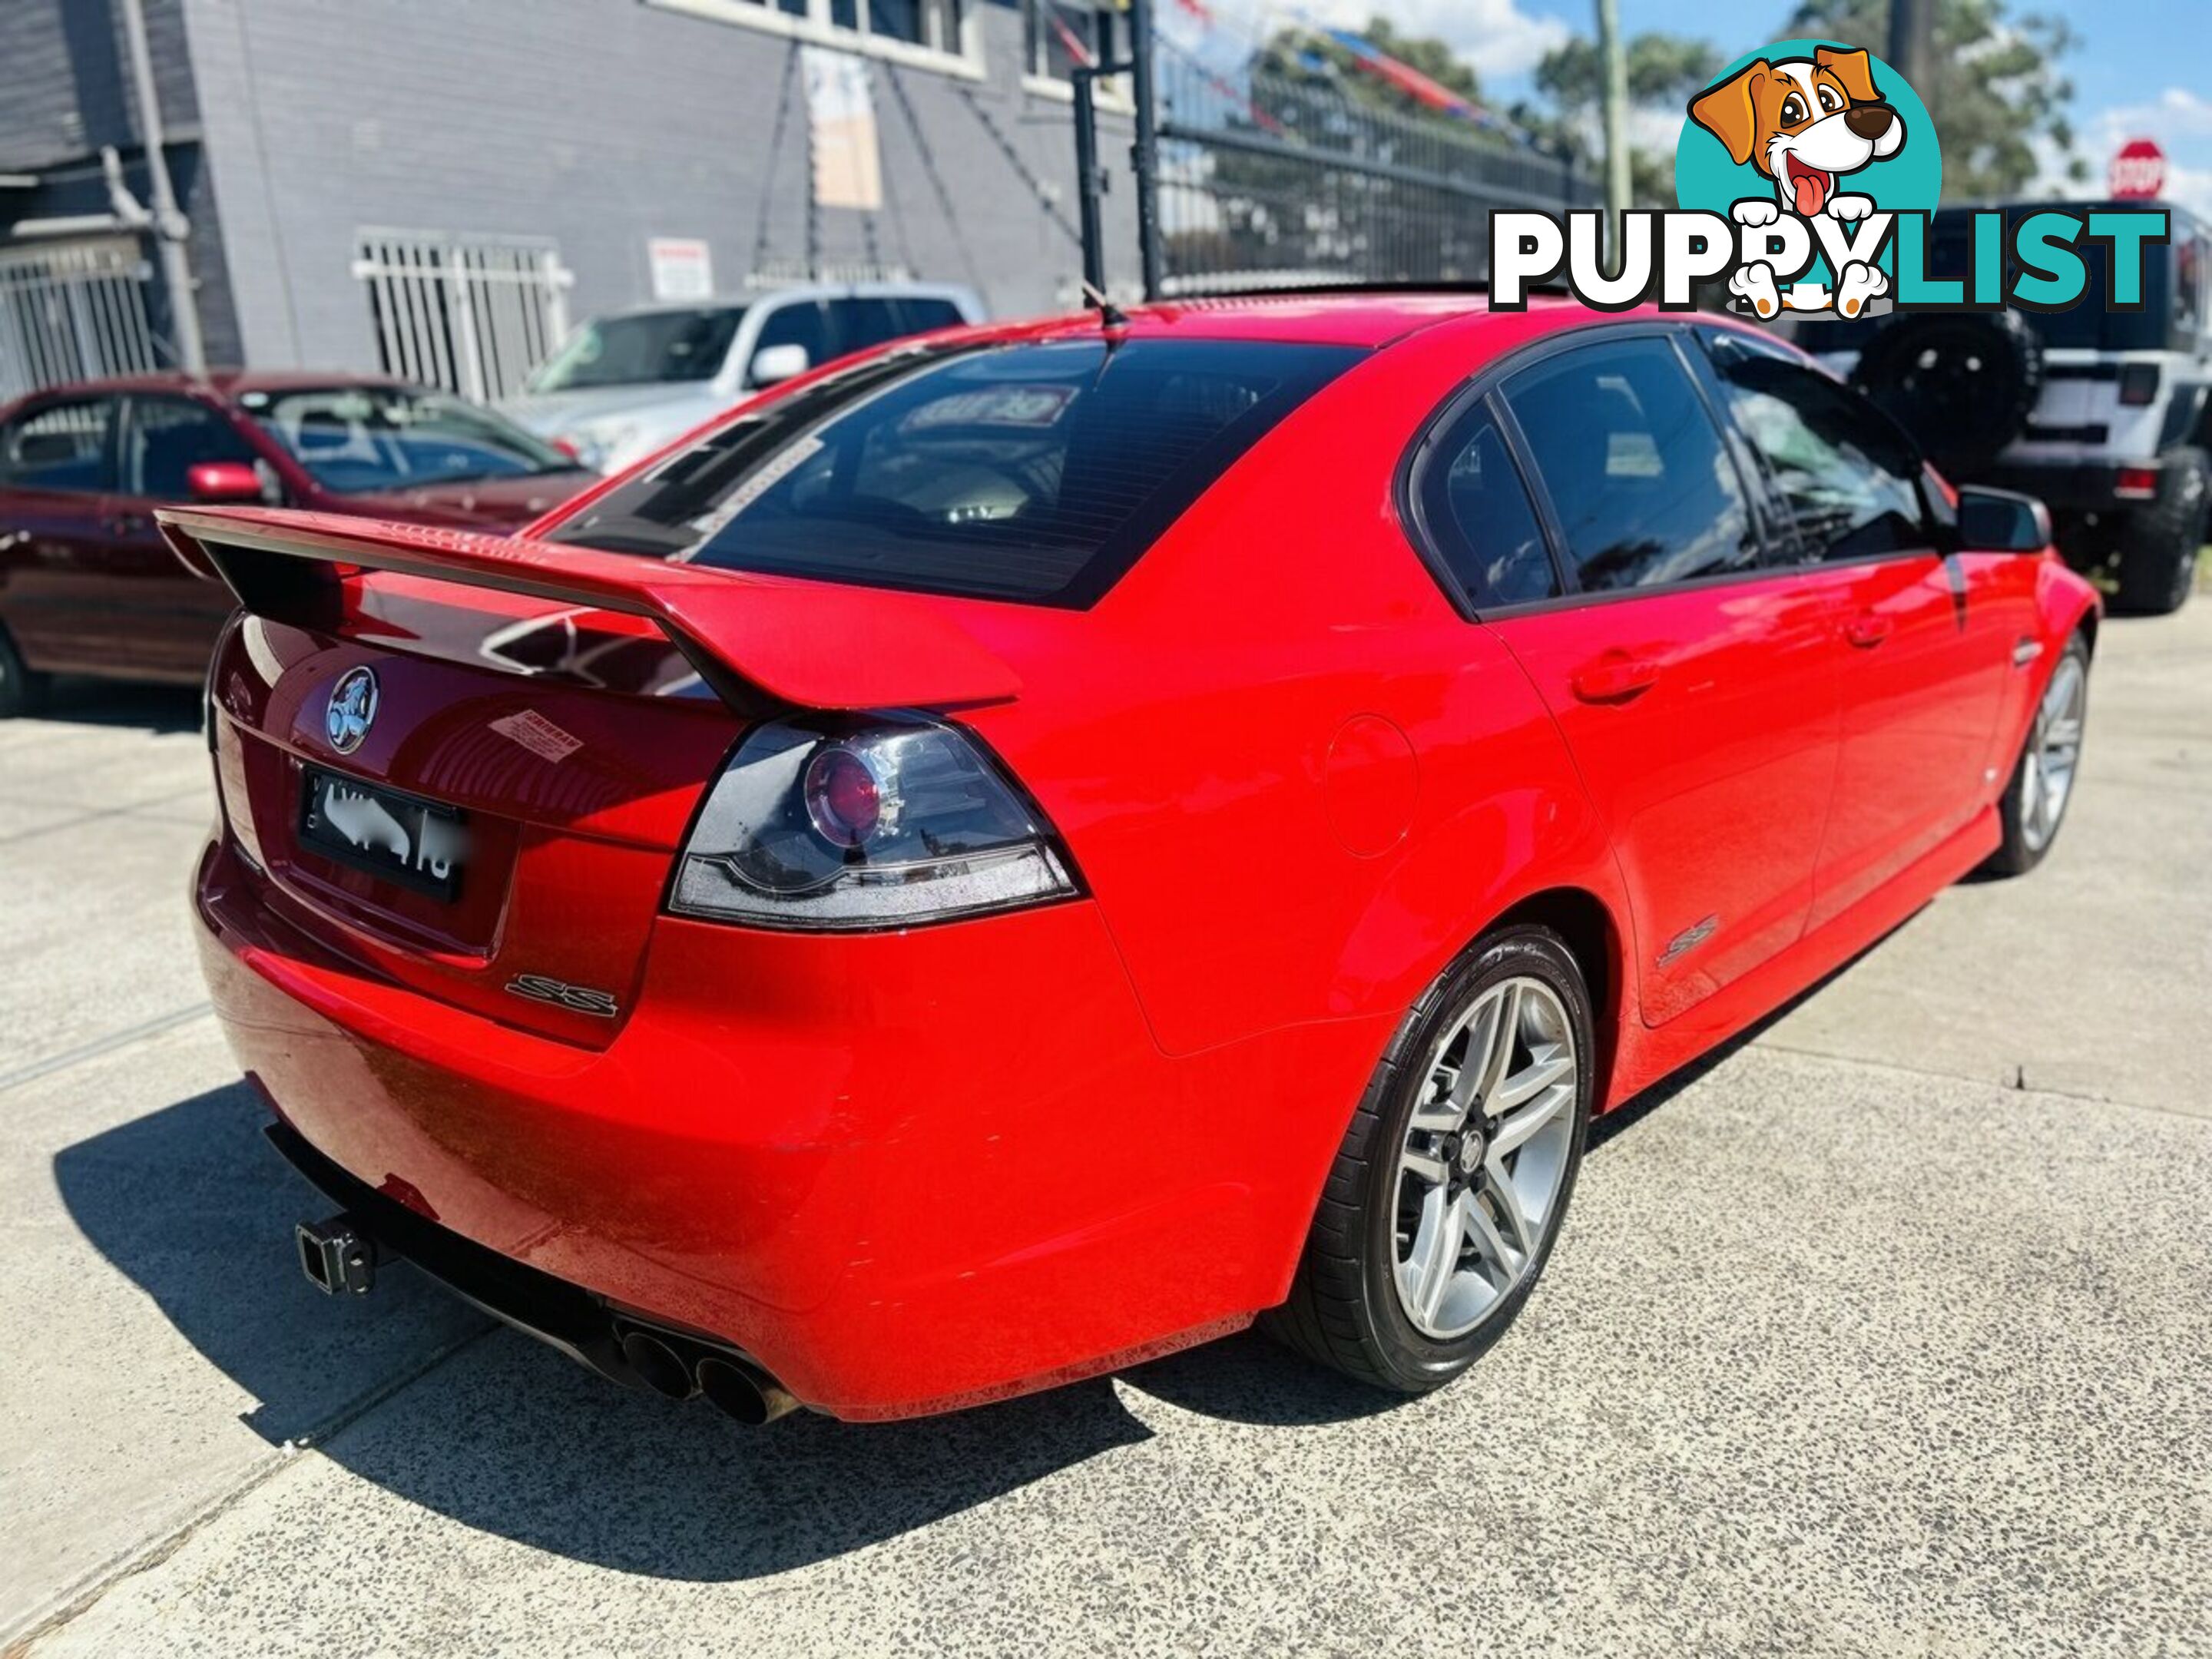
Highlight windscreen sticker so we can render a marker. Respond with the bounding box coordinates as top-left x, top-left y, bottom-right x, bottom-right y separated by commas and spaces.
900, 386, 1075, 432
489, 709, 584, 763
